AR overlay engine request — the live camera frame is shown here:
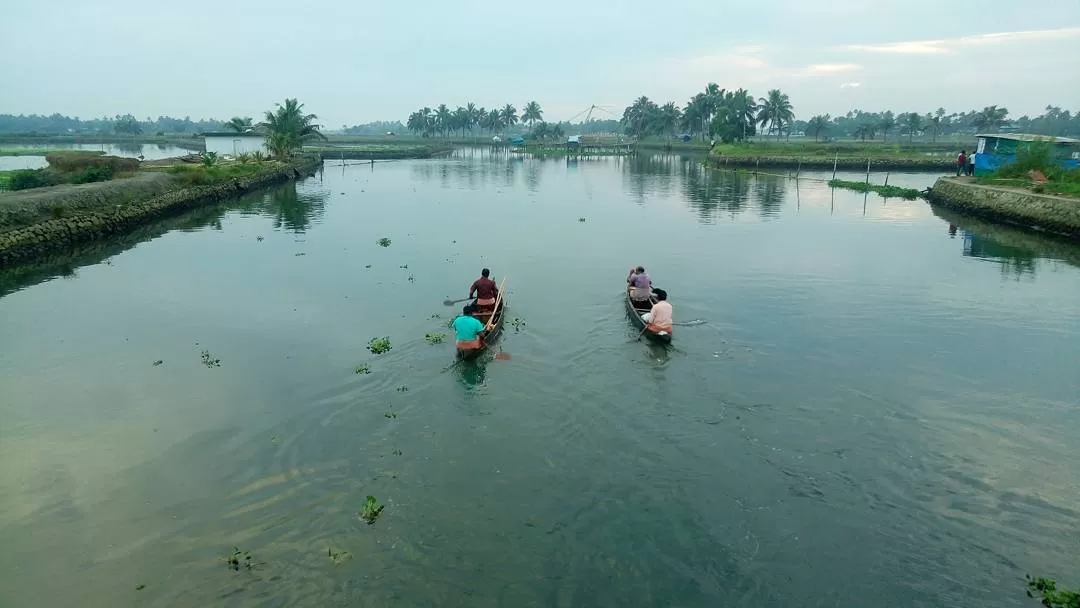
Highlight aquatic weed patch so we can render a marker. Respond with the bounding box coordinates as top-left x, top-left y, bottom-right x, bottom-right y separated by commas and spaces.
367, 337, 391, 354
